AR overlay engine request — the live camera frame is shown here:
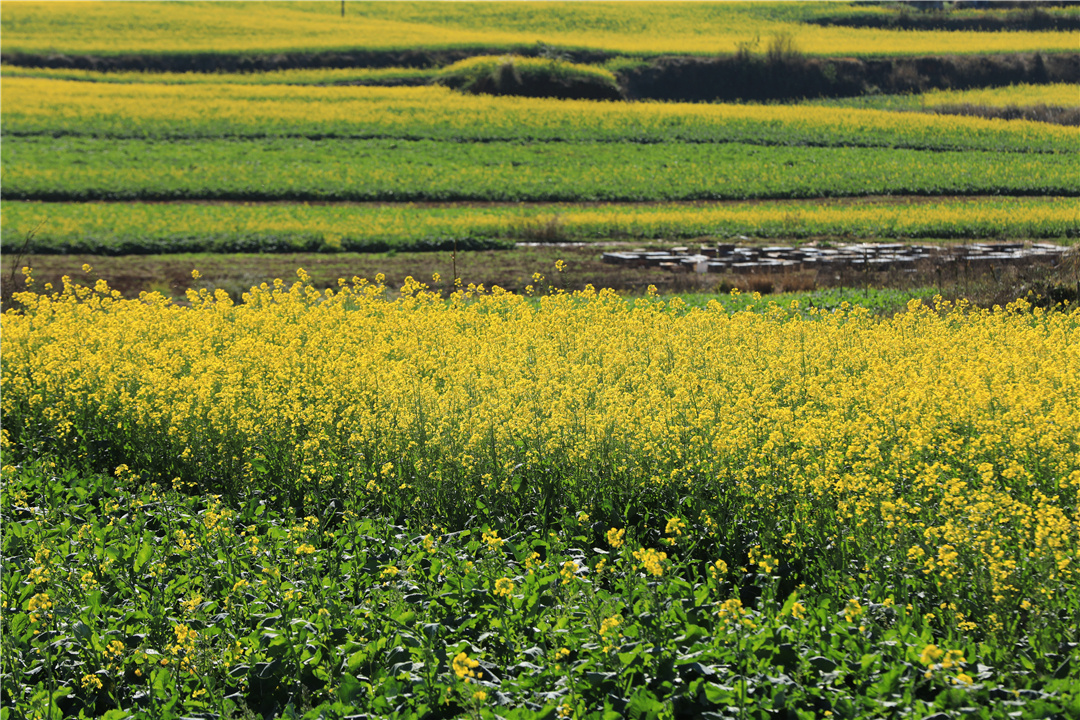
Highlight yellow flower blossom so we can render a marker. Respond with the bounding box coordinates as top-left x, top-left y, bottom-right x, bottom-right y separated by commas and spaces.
494, 577, 515, 598
453, 652, 480, 683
